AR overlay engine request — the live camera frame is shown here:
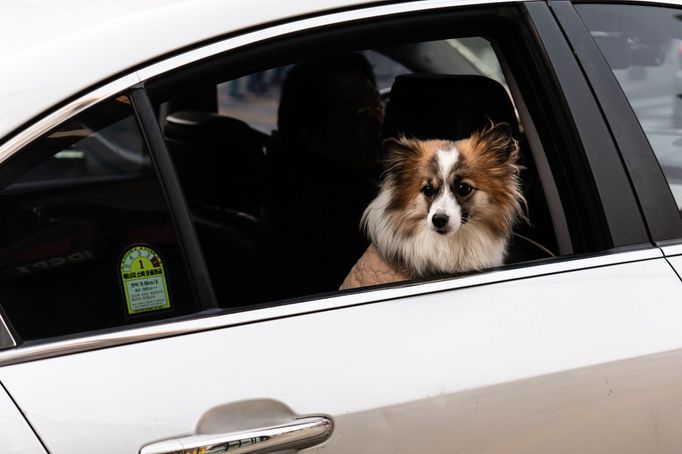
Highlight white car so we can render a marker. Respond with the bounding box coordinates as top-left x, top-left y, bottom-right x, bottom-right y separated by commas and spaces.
2, 1, 682, 453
